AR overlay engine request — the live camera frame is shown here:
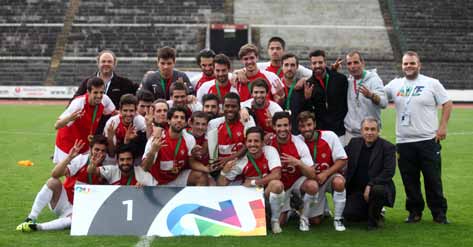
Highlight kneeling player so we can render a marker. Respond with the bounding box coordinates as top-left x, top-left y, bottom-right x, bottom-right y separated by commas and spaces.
16, 136, 108, 232
217, 127, 285, 234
